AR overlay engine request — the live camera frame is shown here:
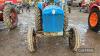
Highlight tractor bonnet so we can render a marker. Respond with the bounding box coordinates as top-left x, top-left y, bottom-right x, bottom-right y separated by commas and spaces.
42, 5, 64, 32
